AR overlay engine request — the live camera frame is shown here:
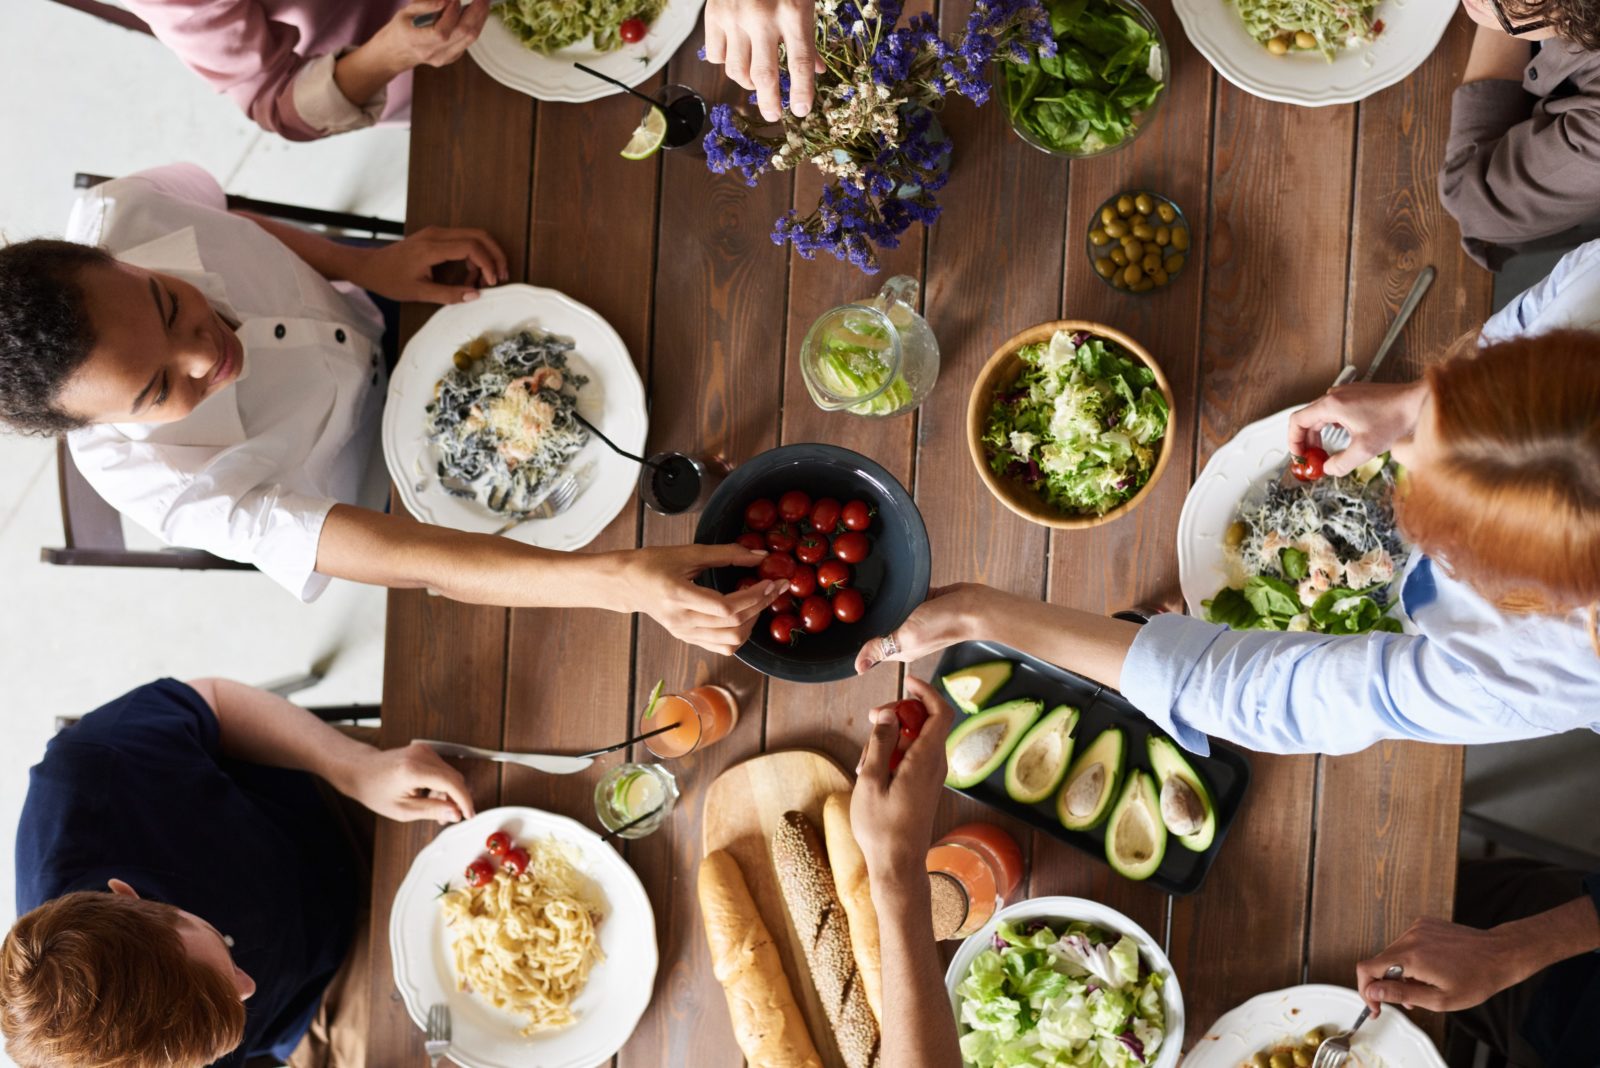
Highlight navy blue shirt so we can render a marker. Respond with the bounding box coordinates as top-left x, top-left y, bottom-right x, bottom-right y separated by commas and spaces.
1524, 869, 1600, 1067
14, 680, 361, 1065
